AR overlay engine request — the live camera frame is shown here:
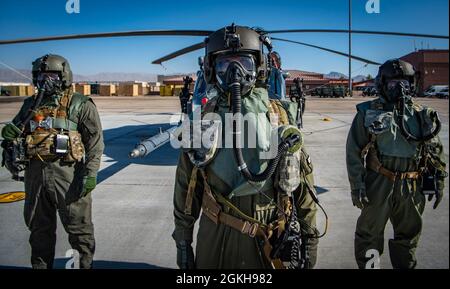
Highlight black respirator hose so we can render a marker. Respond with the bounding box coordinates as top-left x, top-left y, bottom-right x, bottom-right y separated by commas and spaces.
230, 77, 295, 183
398, 96, 441, 142
17, 89, 45, 132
